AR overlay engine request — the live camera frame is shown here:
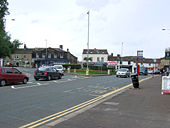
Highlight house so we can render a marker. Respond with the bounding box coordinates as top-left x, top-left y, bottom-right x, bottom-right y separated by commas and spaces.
82, 48, 108, 64
5, 45, 77, 67
108, 53, 161, 73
